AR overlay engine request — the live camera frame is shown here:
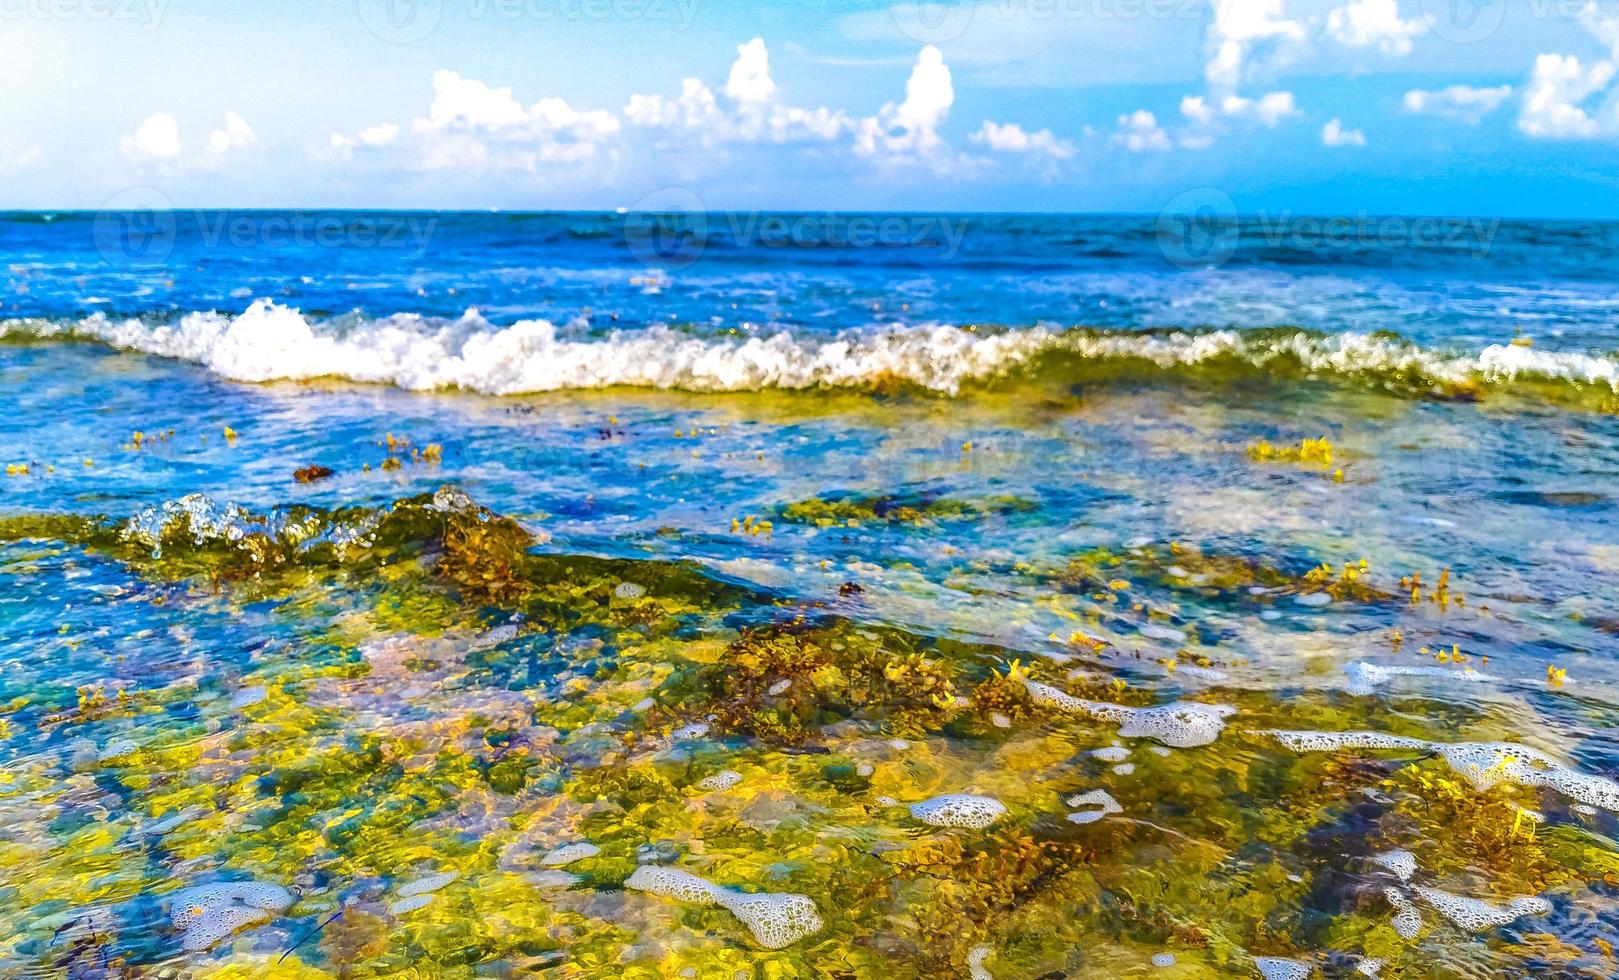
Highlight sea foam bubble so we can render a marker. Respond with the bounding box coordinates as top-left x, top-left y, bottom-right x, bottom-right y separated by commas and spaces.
624, 866, 824, 949
167, 881, 294, 952
909, 793, 1008, 829
1026, 680, 1233, 747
